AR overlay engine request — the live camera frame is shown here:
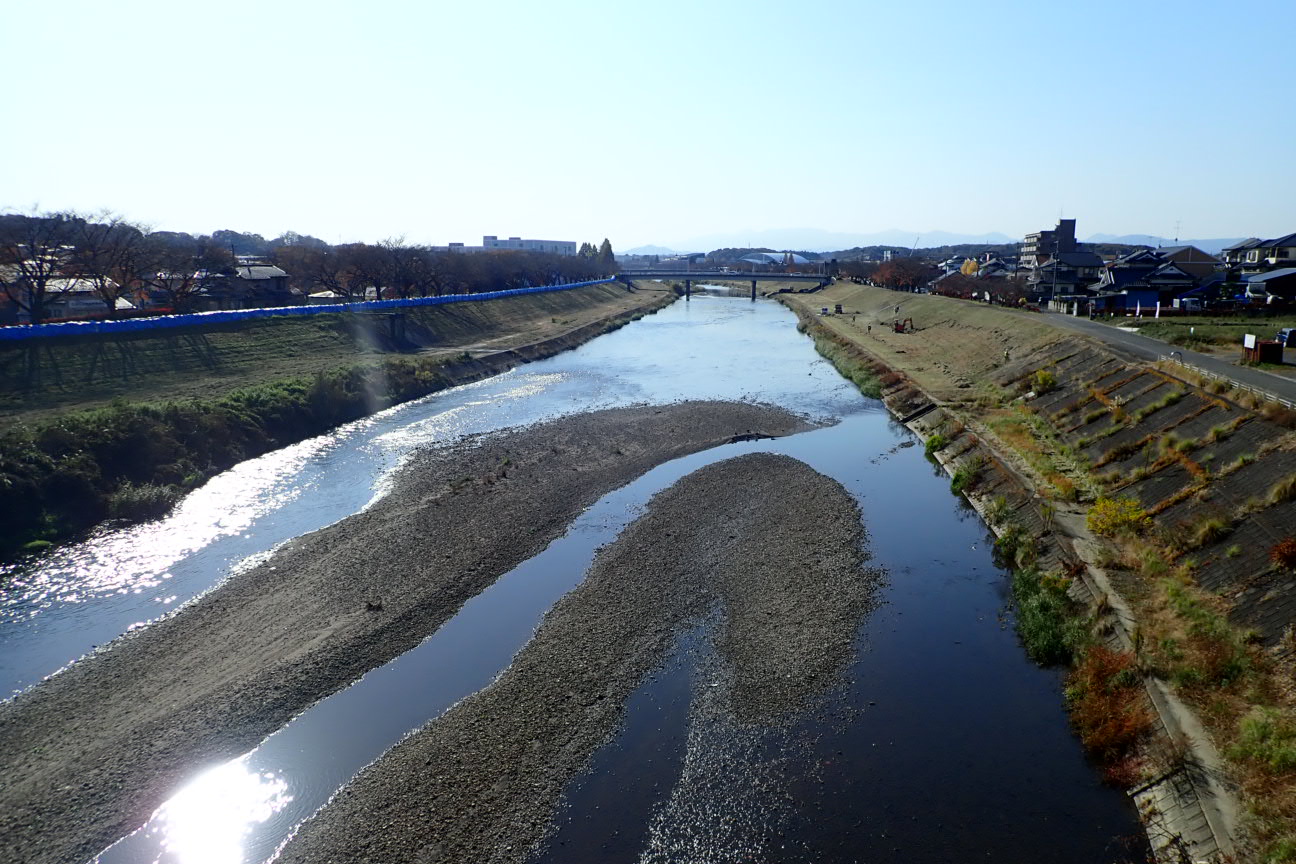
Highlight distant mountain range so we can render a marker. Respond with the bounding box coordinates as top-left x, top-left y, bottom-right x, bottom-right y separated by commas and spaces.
628, 228, 1017, 256
625, 230, 1248, 257
622, 244, 679, 256
1084, 234, 1244, 255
